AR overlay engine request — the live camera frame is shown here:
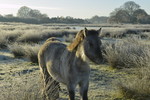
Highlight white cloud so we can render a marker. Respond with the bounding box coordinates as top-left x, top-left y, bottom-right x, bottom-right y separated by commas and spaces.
0, 4, 62, 10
